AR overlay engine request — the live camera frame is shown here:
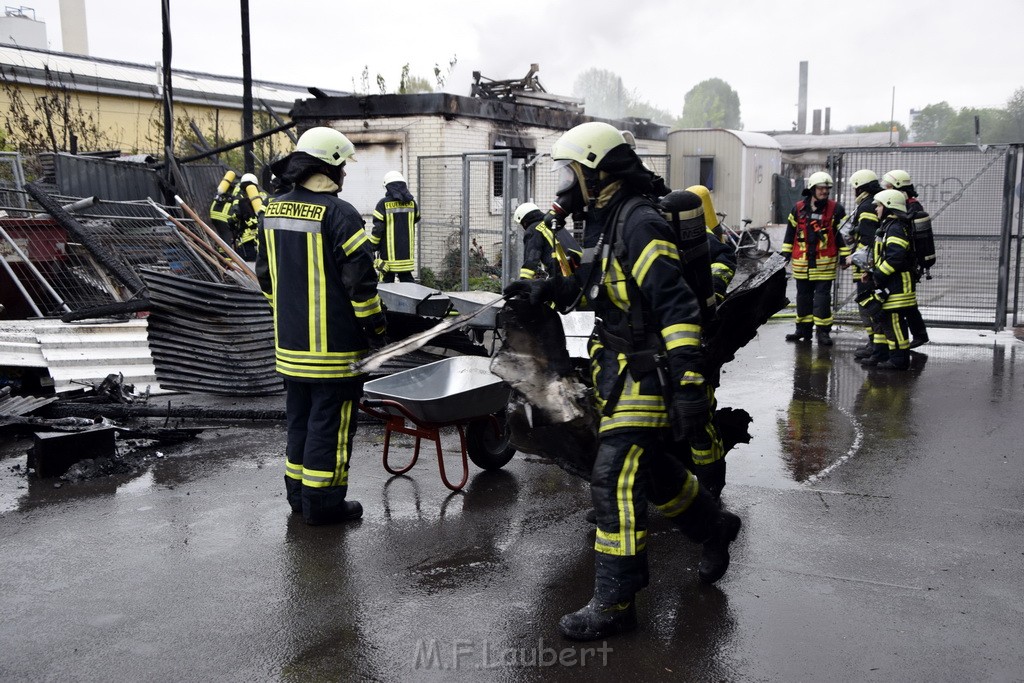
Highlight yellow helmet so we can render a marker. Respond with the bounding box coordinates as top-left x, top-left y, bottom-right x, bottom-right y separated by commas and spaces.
874, 189, 907, 213
551, 122, 627, 169
807, 171, 834, 189
513, 202, 541, 226
294, 127, 357, 166
685, 184, 718, 229
849, 169, 877, 191
882, 169, 913, 189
